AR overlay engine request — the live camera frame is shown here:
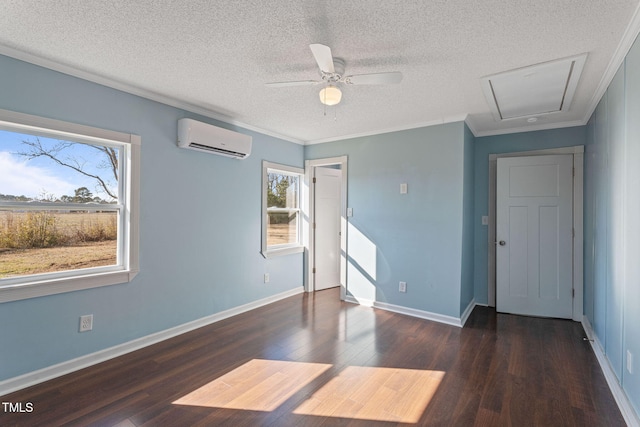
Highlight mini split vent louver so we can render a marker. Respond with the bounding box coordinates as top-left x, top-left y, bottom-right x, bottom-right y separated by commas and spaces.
177, 118, 252, 159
